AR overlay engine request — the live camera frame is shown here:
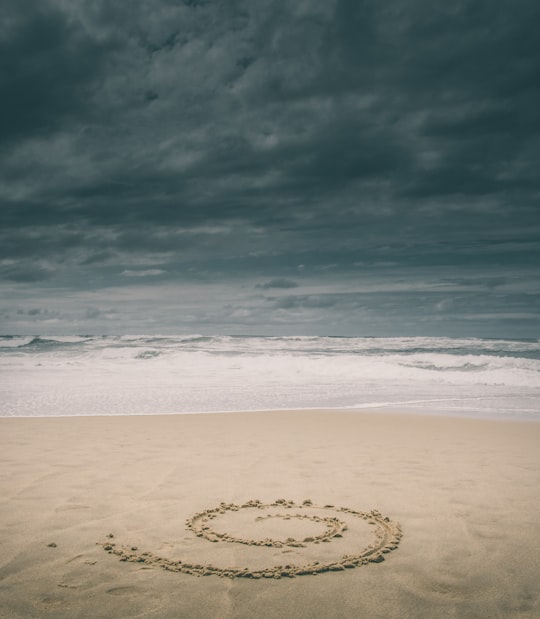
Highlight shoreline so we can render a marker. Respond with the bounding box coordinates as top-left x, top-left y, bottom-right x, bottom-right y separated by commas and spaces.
1, 410, 539, 618
2, 404, 540, 422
